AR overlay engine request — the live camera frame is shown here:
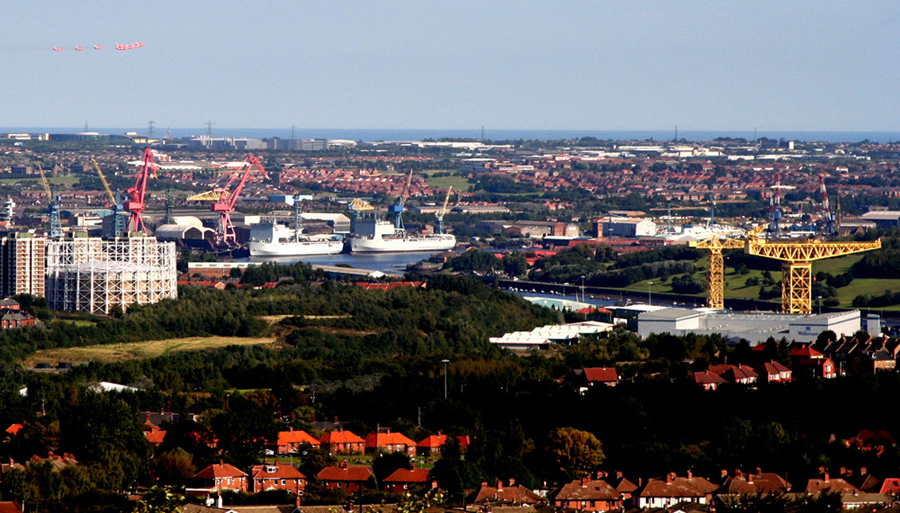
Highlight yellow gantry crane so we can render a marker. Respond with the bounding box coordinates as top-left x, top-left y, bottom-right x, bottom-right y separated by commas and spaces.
690, 236, 746, 309
745, 231, 881, 314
